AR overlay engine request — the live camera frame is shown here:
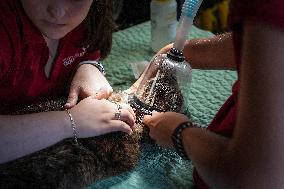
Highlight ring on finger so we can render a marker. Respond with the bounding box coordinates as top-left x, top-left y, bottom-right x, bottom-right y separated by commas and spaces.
116, 103, 122, 110
114, 109, 122, 120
